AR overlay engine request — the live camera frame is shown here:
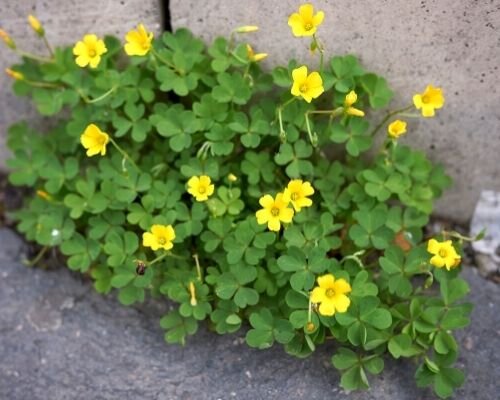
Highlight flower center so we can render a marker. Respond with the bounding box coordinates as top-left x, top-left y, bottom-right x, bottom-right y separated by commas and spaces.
438, 249, 448, 258
299, 84, 309, 93
304, 22, 313, 31
88, 48, 97, 57
198, 185, 206, 194
97, 135, 107, 145
290, 192, 299, 201
325, 288, 336, 298
158, 236, 166, 245
422, 94, 431, 104
270, 207, 280, 217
